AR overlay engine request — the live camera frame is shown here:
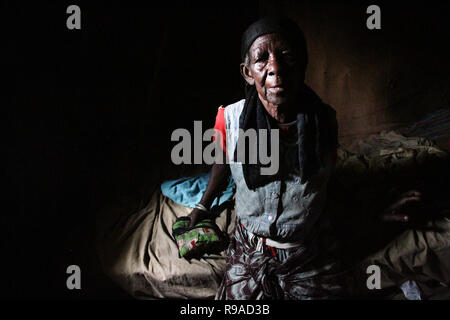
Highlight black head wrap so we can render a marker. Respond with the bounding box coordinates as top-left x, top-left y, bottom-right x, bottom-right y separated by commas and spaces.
235, 17, 338, 189
240, 16, 307, 66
